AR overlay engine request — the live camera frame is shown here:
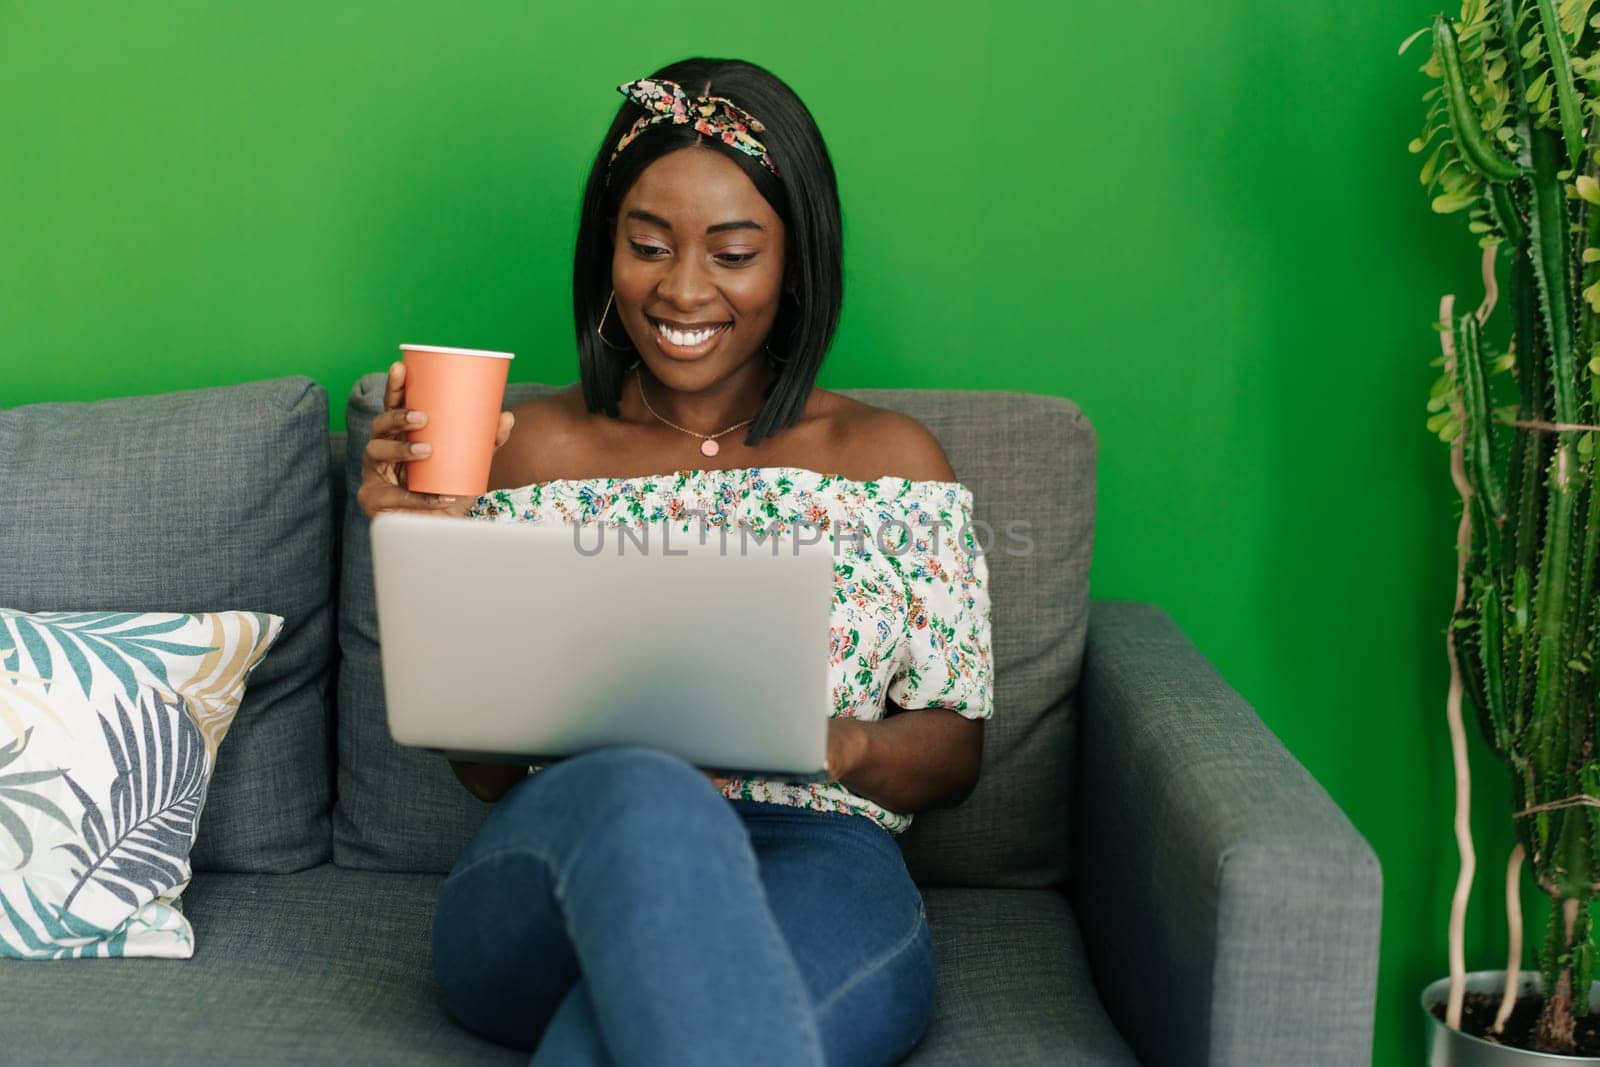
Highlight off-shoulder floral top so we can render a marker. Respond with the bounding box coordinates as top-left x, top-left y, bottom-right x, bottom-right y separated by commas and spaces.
465, 466, 995, 835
